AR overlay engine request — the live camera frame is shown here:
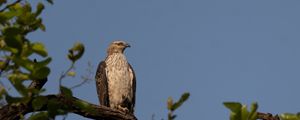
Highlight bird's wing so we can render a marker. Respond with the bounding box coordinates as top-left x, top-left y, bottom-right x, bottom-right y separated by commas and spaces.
95, 61, 109, 106
128, 63, 136, 112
